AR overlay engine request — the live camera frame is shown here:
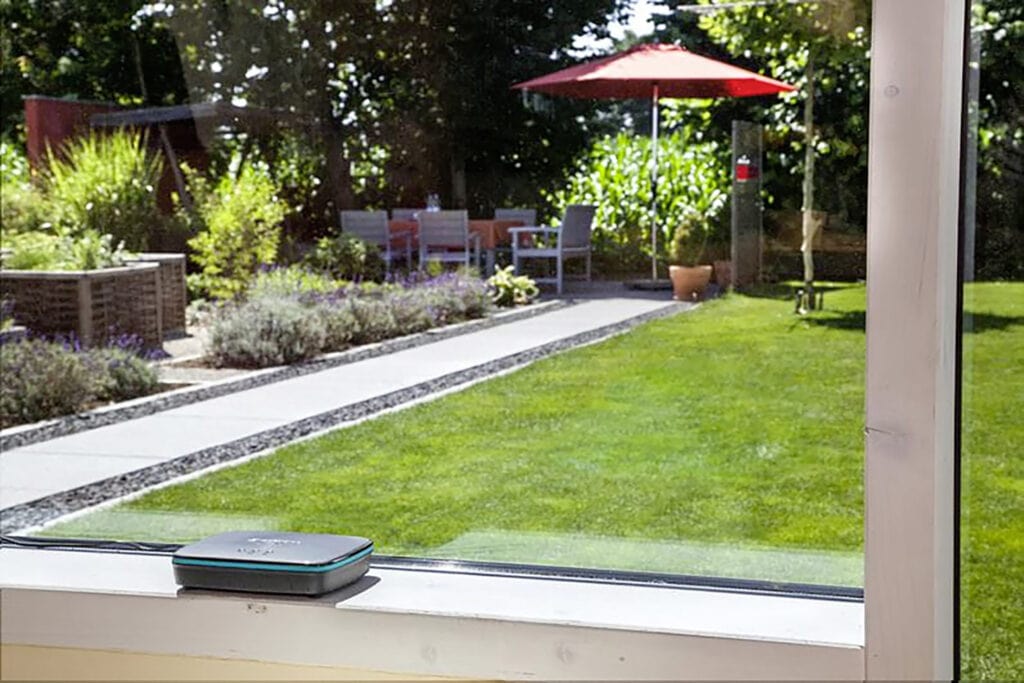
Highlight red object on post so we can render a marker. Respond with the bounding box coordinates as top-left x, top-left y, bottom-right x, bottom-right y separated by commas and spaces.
735, 154, 760, 182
